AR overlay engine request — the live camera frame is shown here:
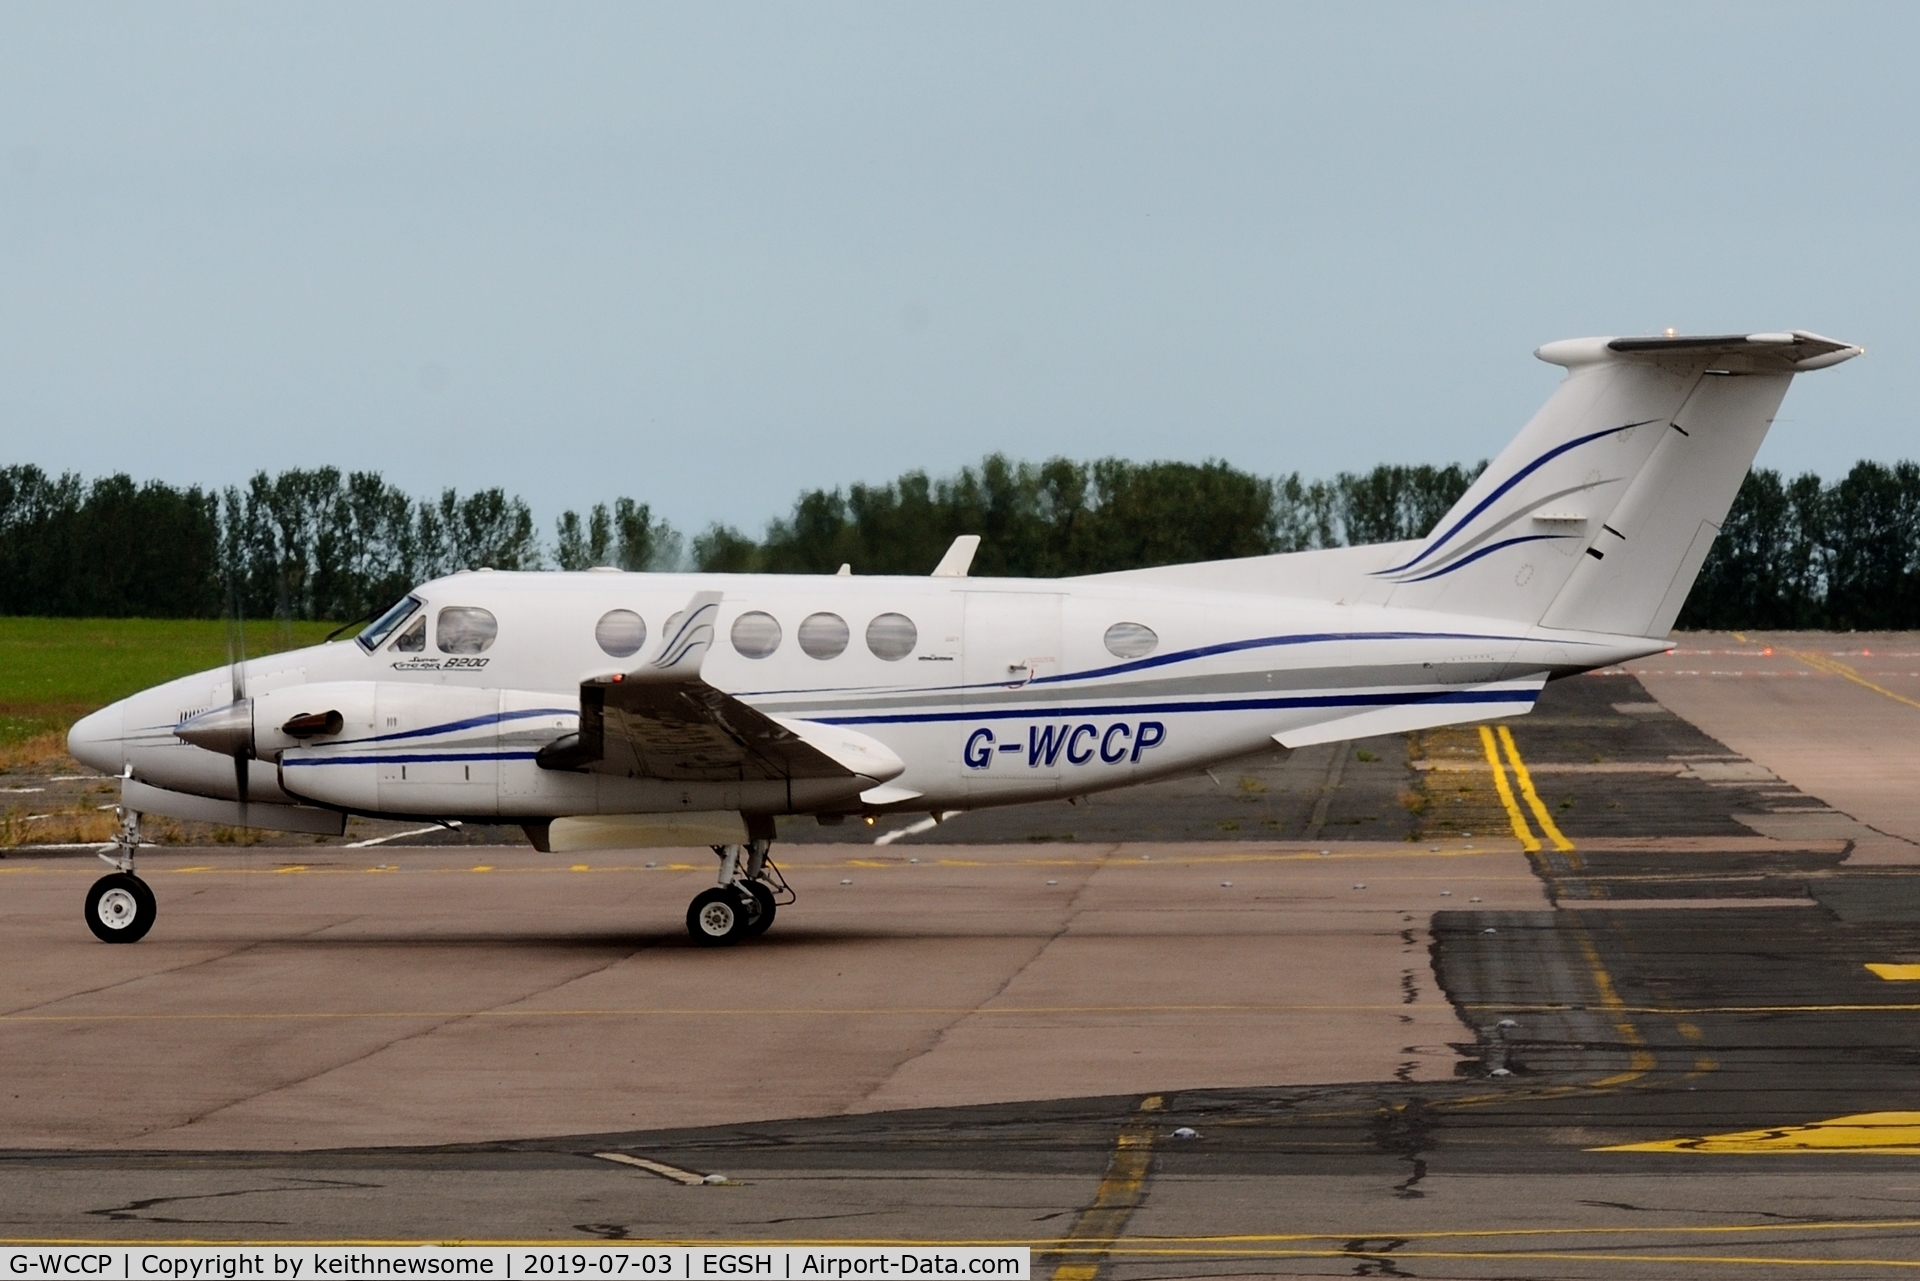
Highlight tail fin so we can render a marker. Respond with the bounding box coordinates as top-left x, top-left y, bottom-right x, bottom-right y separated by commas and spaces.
1376, 331, 1860, 636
